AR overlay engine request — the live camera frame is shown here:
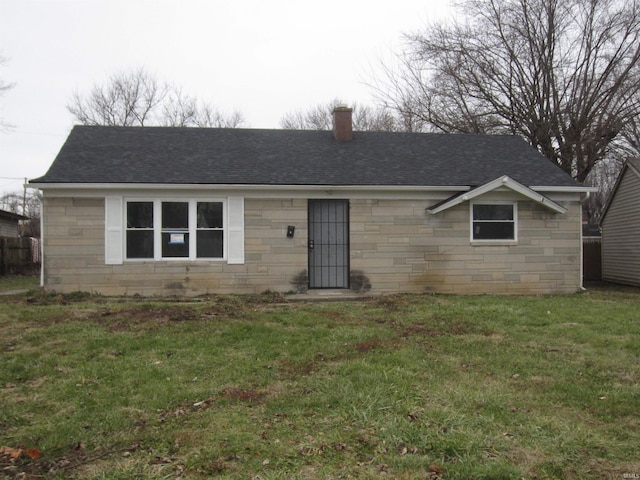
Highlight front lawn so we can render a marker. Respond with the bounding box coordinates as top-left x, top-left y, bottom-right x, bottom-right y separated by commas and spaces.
1, 290, 638, 479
